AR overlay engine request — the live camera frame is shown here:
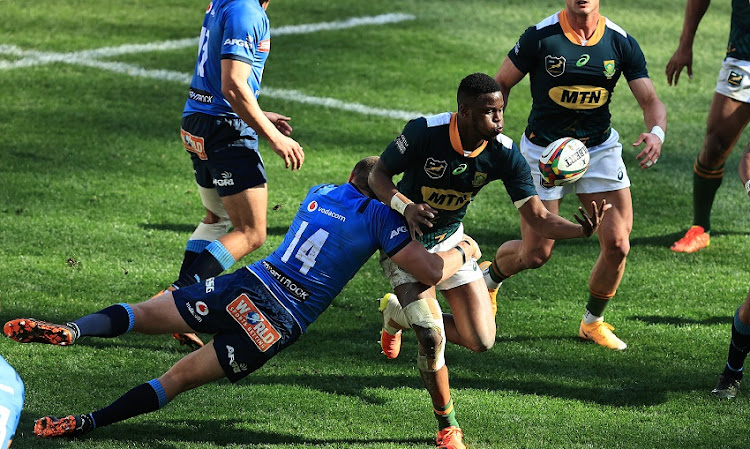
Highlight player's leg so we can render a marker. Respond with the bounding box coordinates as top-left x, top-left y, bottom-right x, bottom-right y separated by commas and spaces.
4, 292, 196, 345
394, 285, 465, 449
441, 279, 495, 353
576, 188, 632, 350
34, 341, 225, 438
178, 187, 232, 279
672, 94, 750, 253
483, 199, 560, 314
711, 289, 750, 398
